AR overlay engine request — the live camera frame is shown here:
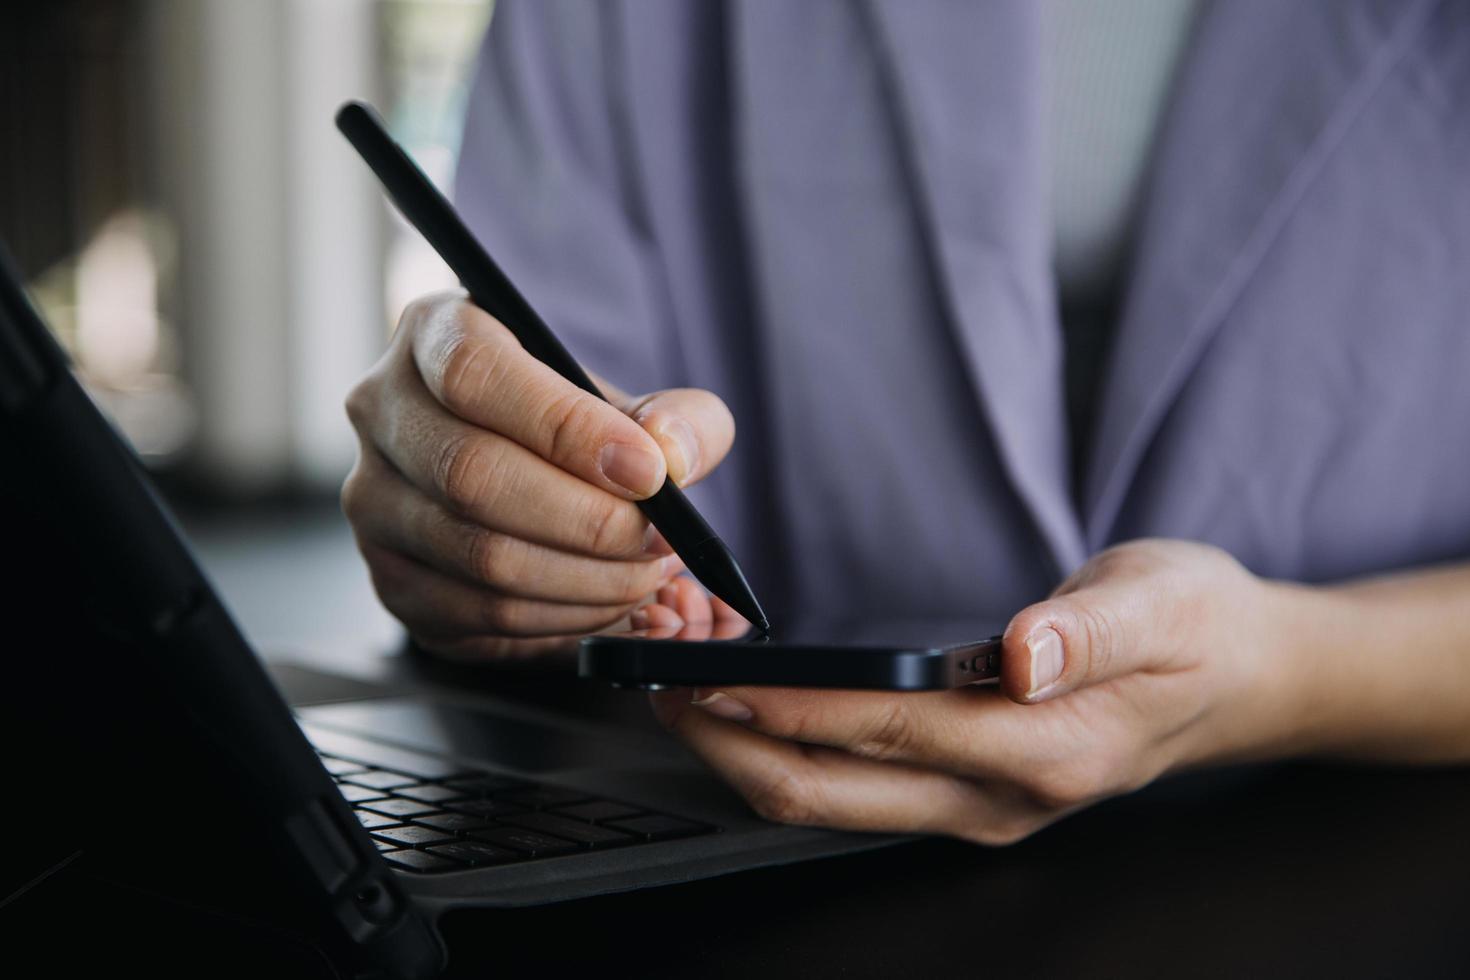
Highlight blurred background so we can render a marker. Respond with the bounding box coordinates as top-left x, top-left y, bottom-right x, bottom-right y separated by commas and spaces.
2, 0, 496, 659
